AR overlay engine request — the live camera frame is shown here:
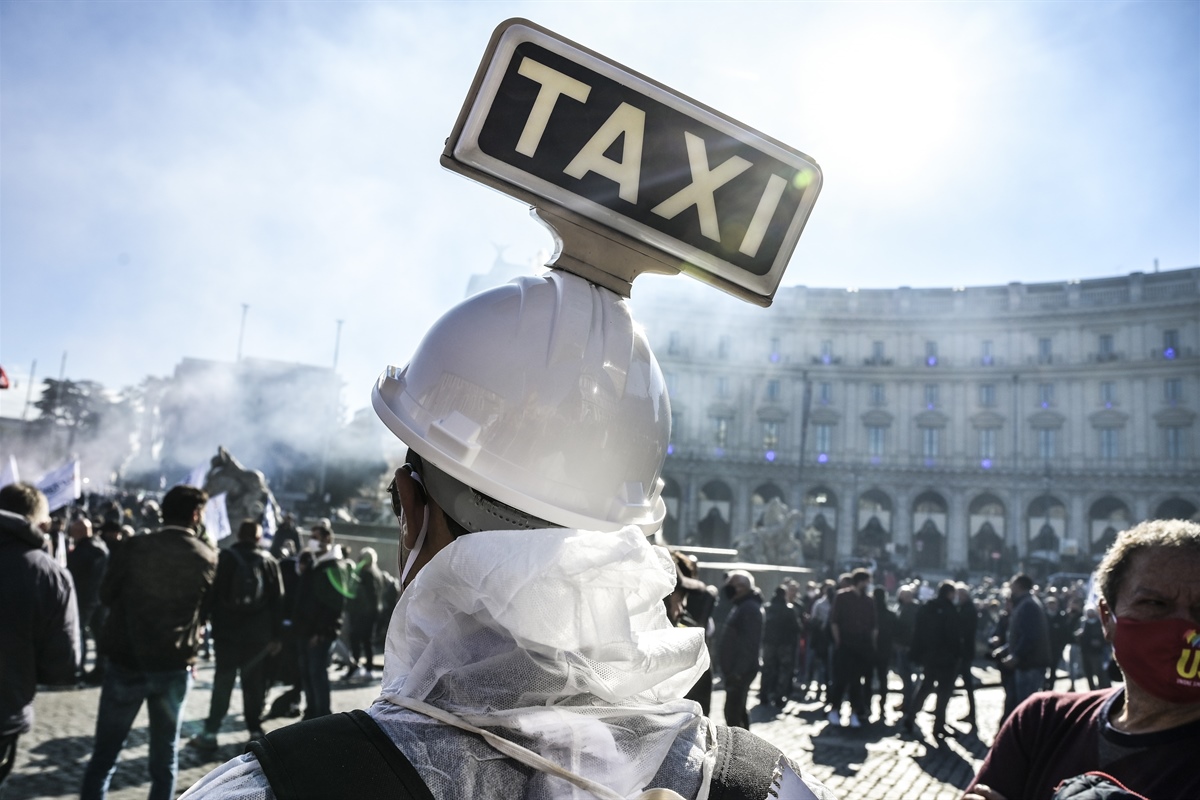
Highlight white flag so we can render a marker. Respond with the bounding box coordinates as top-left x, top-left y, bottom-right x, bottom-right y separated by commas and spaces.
37, 460, 81, 512
261, 503, 277, 544
0, 455, 18, 489
185, 463, 209, 490
203, 492, 233, 542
